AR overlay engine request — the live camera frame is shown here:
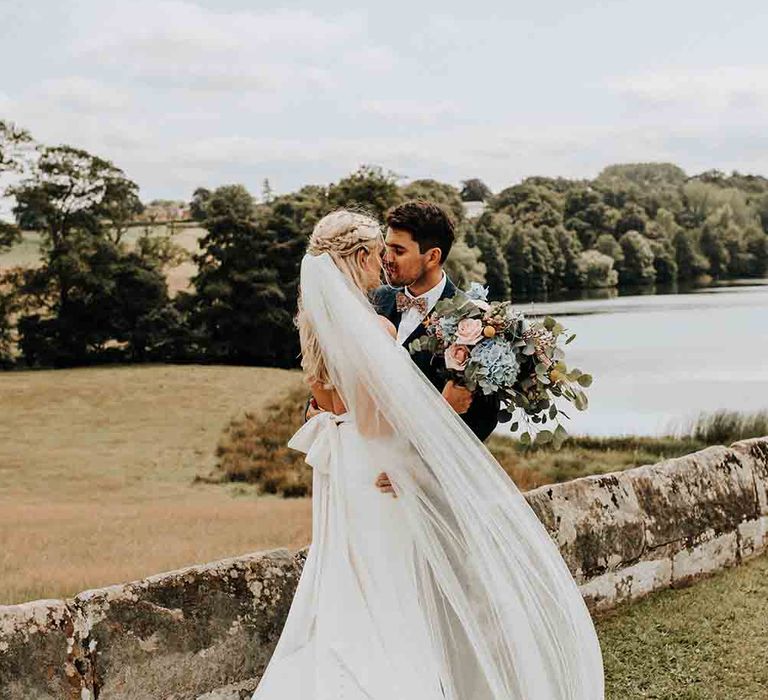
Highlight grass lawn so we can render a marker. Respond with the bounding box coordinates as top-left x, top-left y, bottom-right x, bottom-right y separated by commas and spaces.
598, 552, 768, 699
